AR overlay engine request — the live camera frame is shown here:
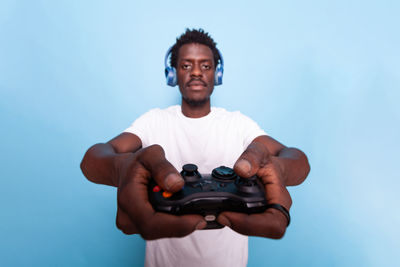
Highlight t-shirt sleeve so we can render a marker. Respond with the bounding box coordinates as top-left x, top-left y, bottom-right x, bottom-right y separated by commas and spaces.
235, 112, 267, 149
123, 109, 160, 147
